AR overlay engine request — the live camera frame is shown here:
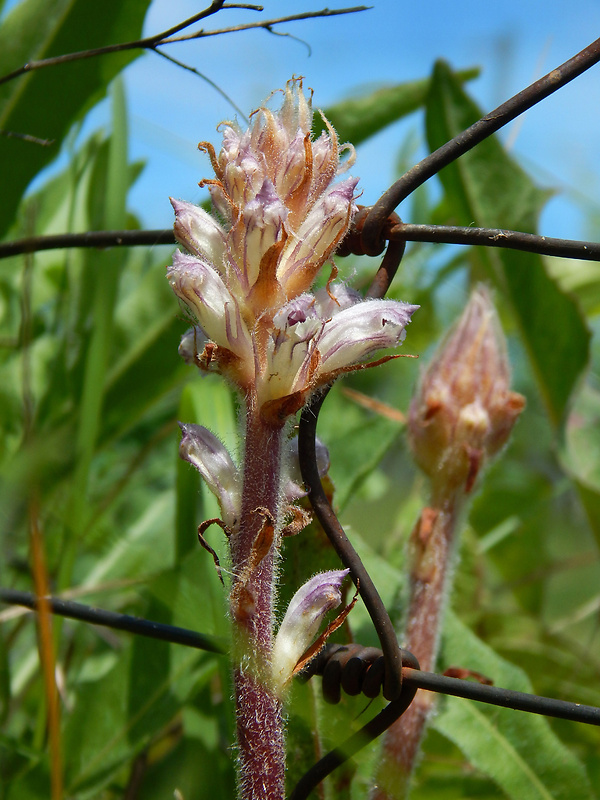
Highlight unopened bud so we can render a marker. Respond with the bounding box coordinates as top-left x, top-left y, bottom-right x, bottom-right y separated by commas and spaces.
408, 286, 525, 494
